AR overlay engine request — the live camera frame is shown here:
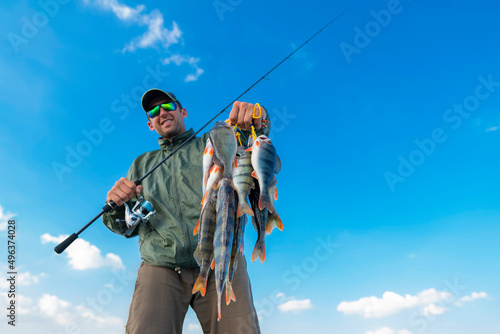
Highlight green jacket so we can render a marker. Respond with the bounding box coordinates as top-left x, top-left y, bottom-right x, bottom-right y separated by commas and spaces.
102, 121, 270, 269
